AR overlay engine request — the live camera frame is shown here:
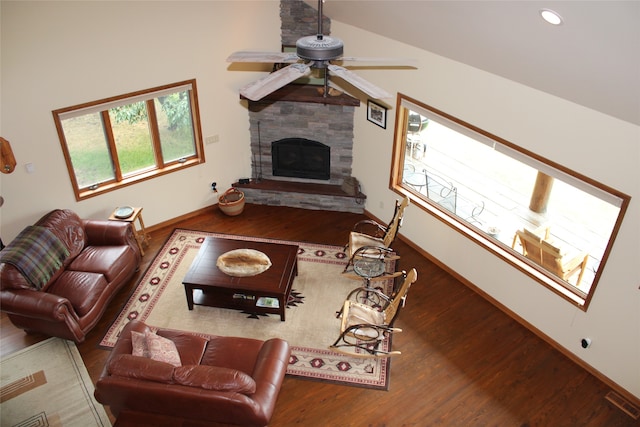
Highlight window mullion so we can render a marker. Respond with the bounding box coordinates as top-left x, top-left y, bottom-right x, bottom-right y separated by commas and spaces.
146, 100, 164, 166
101, 111, 123, 181
391, 107, 410, 189
187, 90, 203, 160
